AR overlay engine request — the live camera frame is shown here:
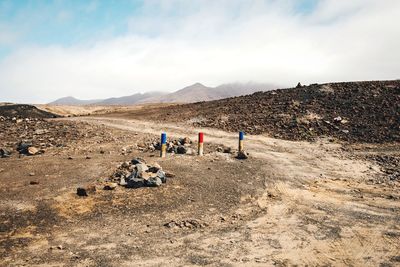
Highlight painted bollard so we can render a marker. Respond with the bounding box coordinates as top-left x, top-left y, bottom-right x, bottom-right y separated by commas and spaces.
239, 131, 244, 152
198, 132, 204, 156
160, 132, 167, 158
